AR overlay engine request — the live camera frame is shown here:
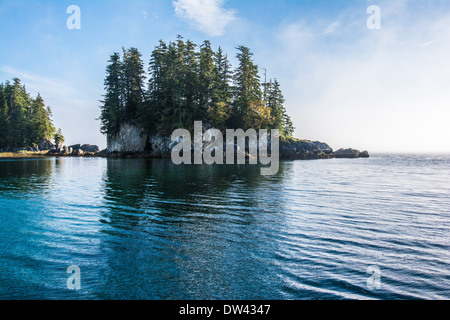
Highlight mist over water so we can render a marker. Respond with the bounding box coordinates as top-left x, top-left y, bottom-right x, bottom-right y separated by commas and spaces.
0, 155, 449, 300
